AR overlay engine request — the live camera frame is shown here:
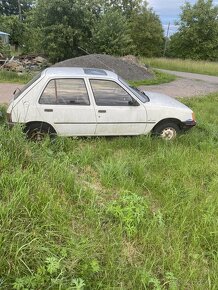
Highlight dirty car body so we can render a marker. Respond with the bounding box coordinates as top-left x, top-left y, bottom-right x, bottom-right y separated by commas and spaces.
7, 67, 196, 140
